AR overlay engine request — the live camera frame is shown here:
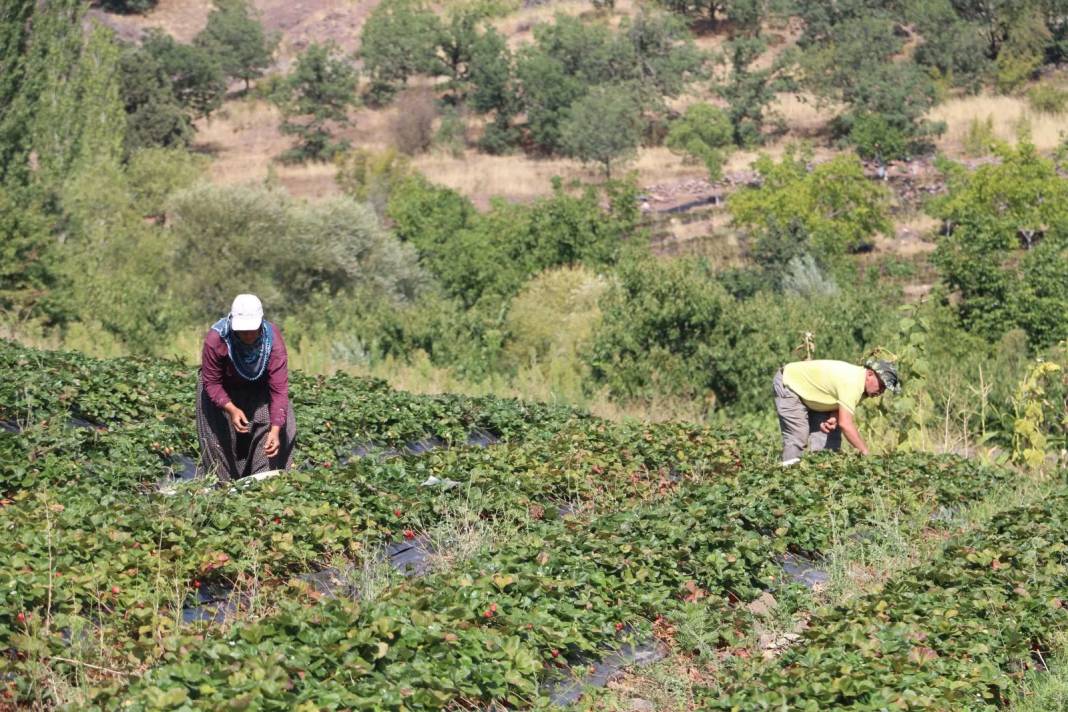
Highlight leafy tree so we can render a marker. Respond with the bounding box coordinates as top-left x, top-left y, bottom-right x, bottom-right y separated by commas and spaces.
432, 9, 484, 100
117, 46, 194, 153
665, 103, 733, 178
0, 186, 56, 318
729, 146, 892, 265
994, 9, 1050, 92
0, 0, 39, 184
655, 0, 767, 30
931, 140, 1068, 345
125, 147, 206, 218
515, 12, 699, 154
797, 3, 942, 158
838, 61, 944, 159
389, 174, 637, 307
168, 184, 424, 319
195, 0, 278, 91
31, 25, 126, 189
949, 0, 1023, 56
468, 27, 519, 153
588, 255, 730, 402
560, 85, 644, 178
514, 48, 586, 153
618, 11, 703, 100
910, 0, 991, 89
715, 35, 792, 146
56, 158, 180, 345
274, 42, 358, 163
1008, 232, 1068, 348
143, 30, 226, 119
0, 0, 126, 188
359, 0, 440, 103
